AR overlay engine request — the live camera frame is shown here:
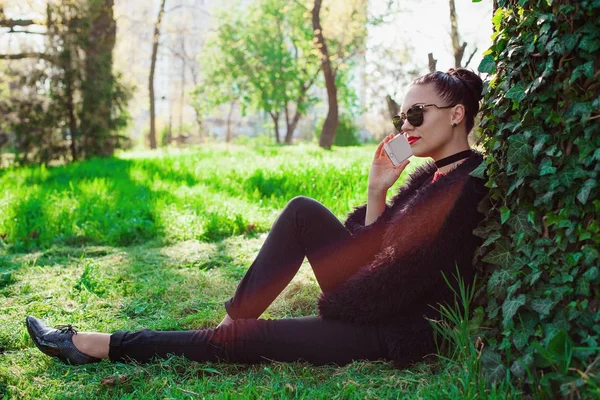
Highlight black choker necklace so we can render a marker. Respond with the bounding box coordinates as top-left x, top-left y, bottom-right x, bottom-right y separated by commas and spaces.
435, 150, 473, 169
